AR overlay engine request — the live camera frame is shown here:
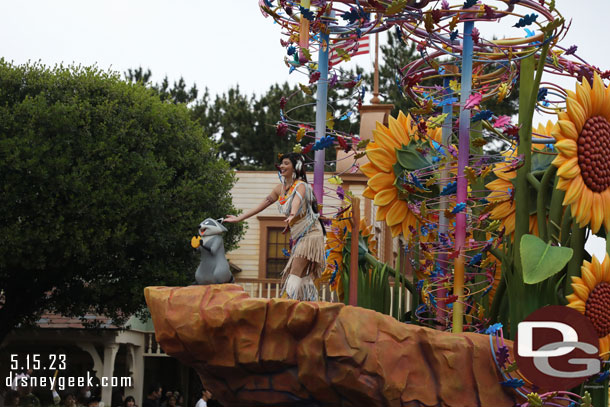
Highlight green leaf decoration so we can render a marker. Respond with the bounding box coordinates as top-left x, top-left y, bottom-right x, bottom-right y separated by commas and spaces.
395, 142, 433, 171
520, 234, 573, 284
385, 0, 407, 15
